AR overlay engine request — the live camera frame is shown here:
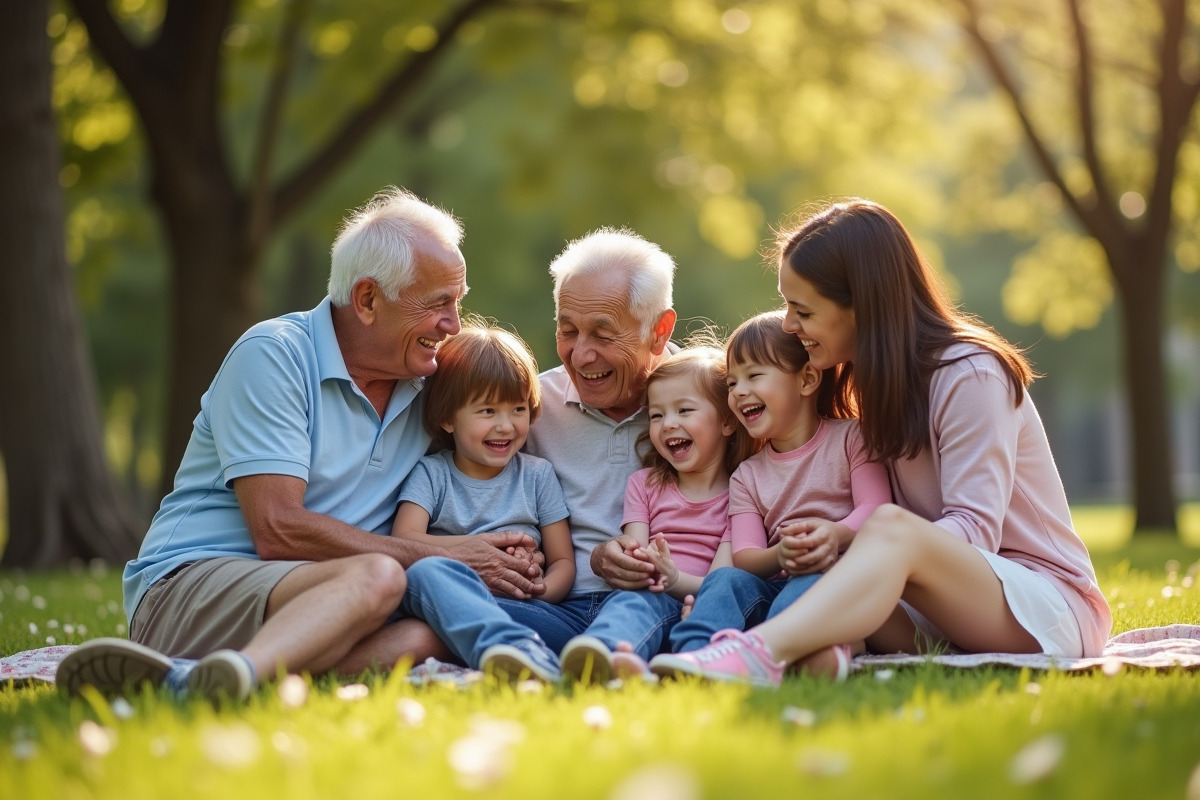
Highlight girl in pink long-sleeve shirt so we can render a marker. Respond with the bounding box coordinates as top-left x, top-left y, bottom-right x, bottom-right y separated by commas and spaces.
650, 199, 1112, 686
